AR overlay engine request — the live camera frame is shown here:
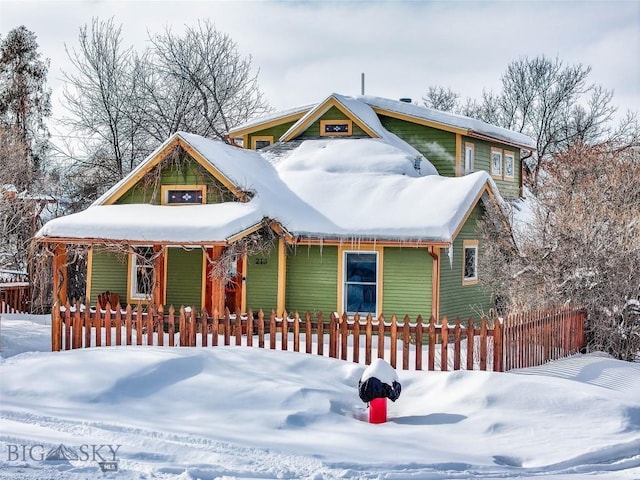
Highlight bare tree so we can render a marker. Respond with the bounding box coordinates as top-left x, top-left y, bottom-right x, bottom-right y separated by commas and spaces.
479, 142, 640, 361
0, 127, 49, 270
62, 18, 142, 179
425, 55, 634, 192
144, 20, 270, 141
61, 17, 270, 202
422, 86, 459, 112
